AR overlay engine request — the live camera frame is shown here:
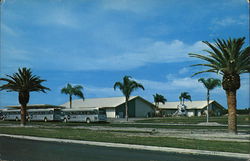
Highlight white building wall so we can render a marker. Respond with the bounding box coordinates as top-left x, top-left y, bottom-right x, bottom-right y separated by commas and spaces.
135, 99, 154, 117
187, 110, 195, 117
105, 108, 116, 118
197, 110, 202, 116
